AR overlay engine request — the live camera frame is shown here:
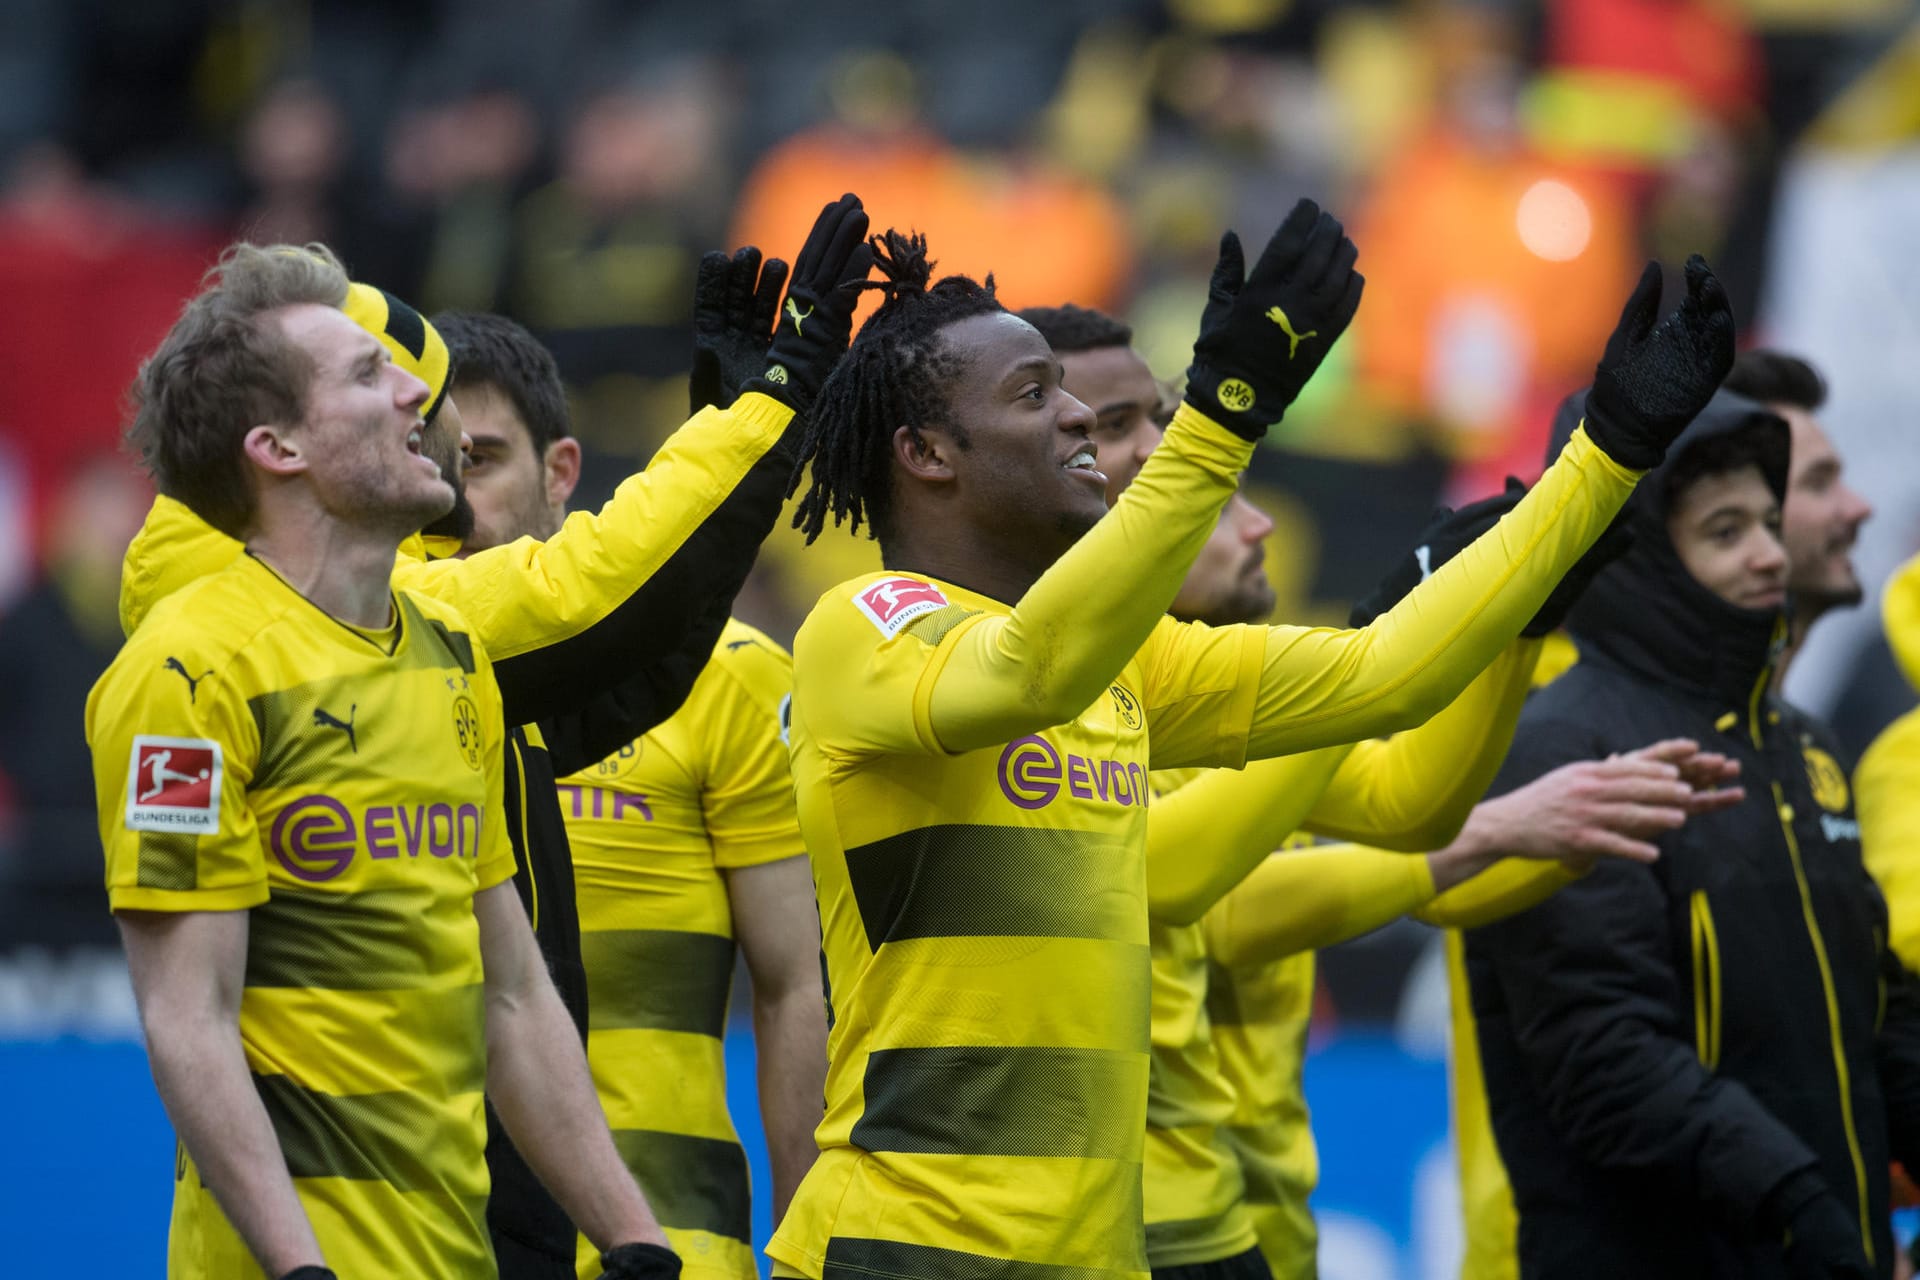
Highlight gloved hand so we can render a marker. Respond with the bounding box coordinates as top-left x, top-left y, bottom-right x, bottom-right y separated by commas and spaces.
598, 1241, 683, 1280
277, 1268, 337, 1280
1183, 198, 1365, 441
689, 246, 790, 415
1347, 485, 1526, 629
1584, 255, 1736, 471
744, 192, 875, 413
